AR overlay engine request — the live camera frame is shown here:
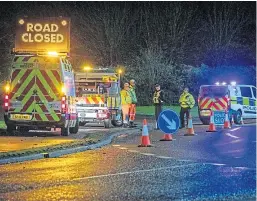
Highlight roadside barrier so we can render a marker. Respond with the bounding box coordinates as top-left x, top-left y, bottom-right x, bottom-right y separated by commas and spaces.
223, 110, 231, 129
184, 115, 195, 136
138, 119, 152, 147
206, 111, 217, 132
